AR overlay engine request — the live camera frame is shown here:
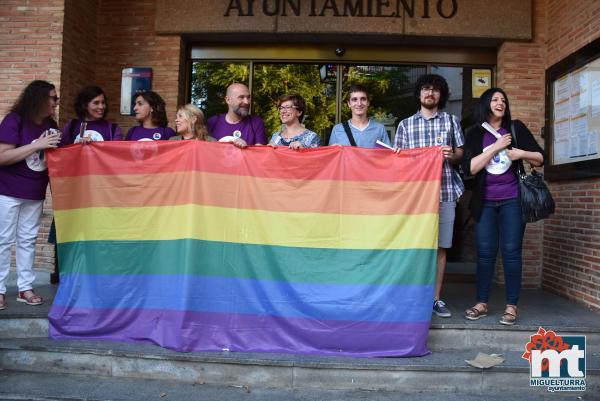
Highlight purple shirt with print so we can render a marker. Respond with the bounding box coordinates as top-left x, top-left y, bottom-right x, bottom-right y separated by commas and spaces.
207, 114, 266, 145
125, 126, 175, 141
0, 112, 57, 200
483, 128, 518, 201
62, 119, 122, 144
